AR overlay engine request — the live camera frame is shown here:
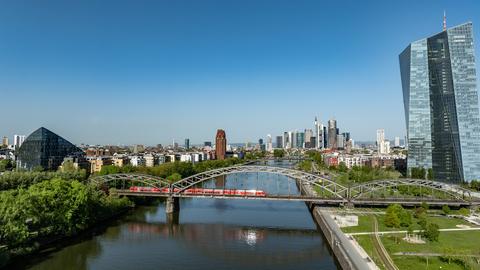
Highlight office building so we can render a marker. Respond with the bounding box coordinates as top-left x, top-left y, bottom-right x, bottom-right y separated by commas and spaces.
204, 141, 212, 147
13, 135, 26, 149
184, 138, 190, 150
315, 117, 324, 150
394, 137, 400, 147
276, 136, 283, 148
2, 136, 8, 147
215, 129, 227, 160
266, 134, 273, 152
16, 127, 83, 170
327, 119, 337, 149
304, 129, 314, 148
296, 132, 305, 149
400, 21, 480, 182
376, 129, 390, 154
